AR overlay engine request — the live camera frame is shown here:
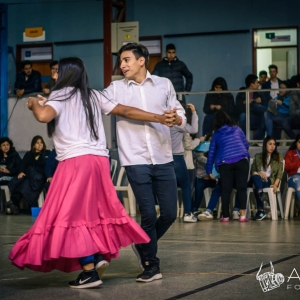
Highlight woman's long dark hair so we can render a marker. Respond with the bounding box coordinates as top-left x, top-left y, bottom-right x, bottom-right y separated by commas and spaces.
30, 135, 46, 153
0, 137, 16, 157
262, 135, 280, 170
289, 133, 300, 150
213, 110, 236, 131
47, 57, 99, 140
210, 77, 228, 91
